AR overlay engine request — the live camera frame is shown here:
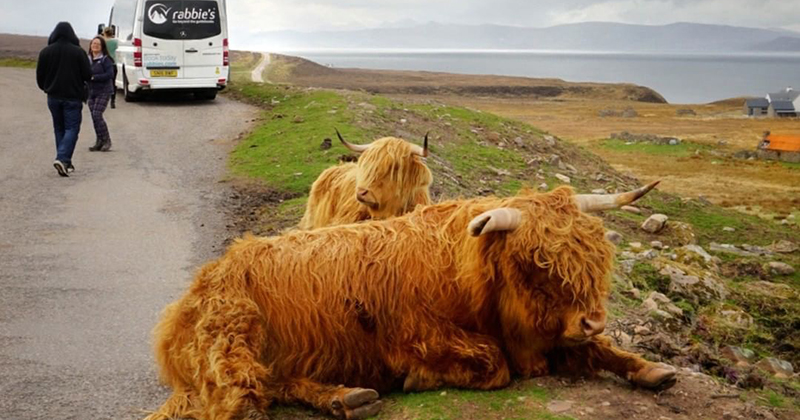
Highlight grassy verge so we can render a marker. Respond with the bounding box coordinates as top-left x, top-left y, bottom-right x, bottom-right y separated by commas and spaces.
0, 58, 37, 68
599, 138, 709, 157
